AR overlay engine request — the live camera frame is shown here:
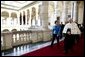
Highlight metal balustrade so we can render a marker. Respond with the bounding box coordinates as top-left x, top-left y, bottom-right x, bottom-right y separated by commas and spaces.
1, 30, 52, 51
